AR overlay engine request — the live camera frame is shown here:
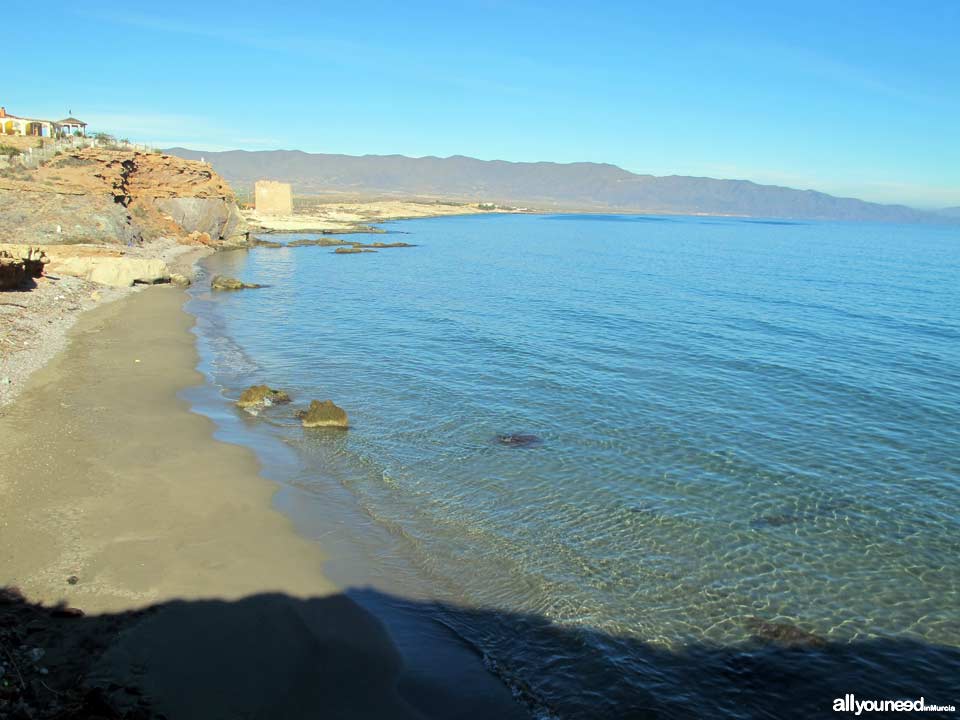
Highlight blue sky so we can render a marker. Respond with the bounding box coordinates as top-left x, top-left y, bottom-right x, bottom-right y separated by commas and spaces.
5, 1, 959, 207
